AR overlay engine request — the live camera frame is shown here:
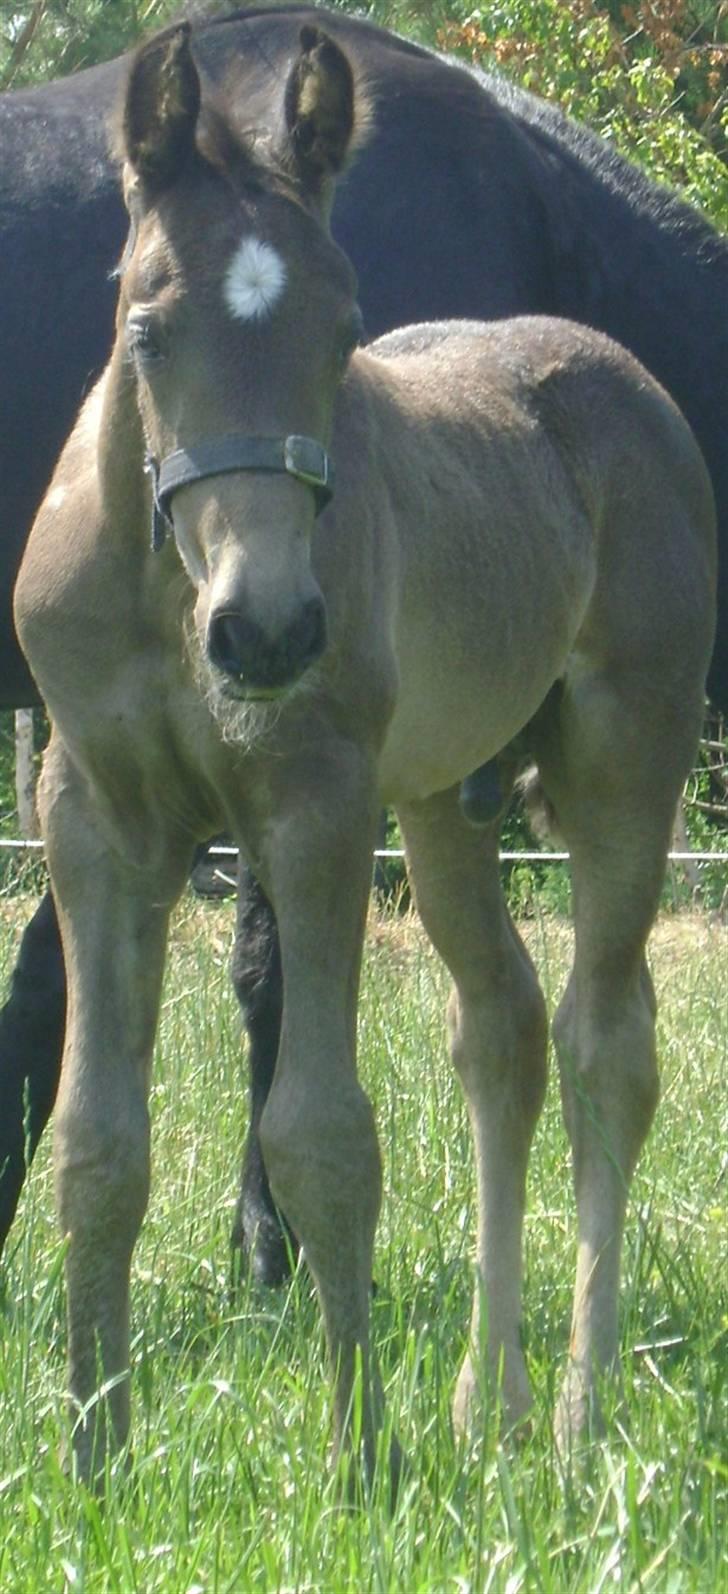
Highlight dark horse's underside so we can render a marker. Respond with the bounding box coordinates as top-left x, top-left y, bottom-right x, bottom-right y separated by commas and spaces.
1, 4, 726, 1274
